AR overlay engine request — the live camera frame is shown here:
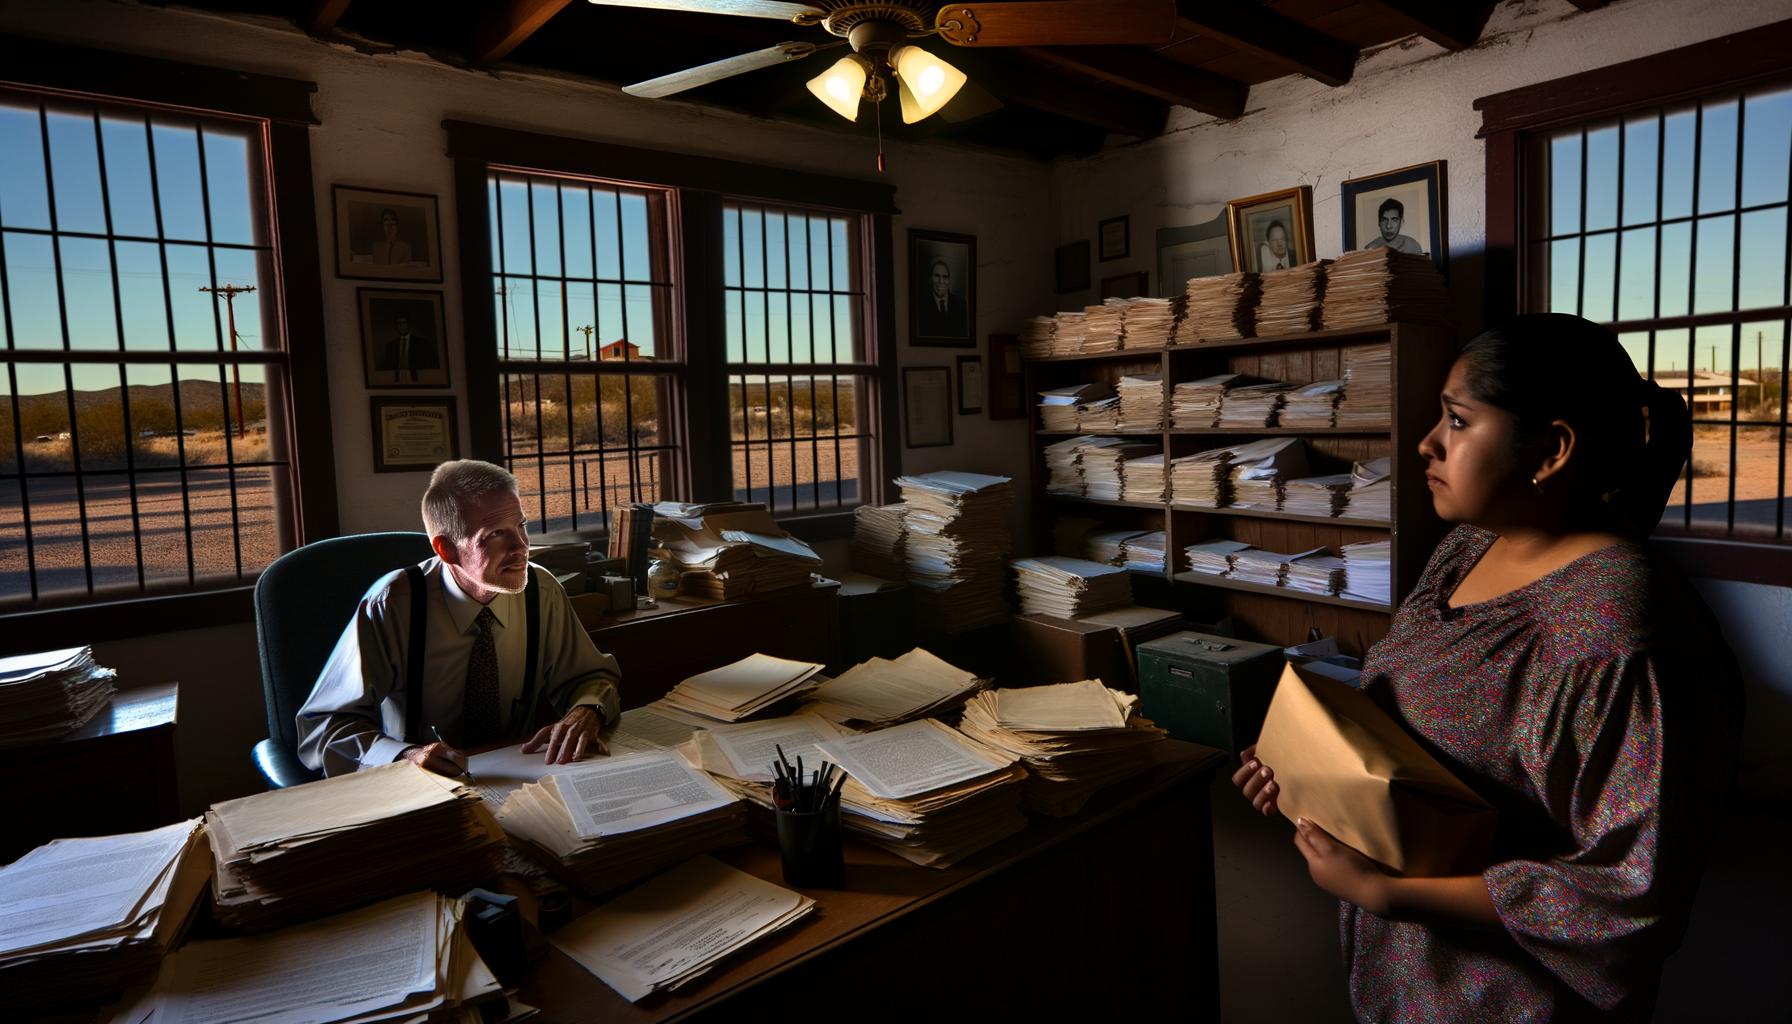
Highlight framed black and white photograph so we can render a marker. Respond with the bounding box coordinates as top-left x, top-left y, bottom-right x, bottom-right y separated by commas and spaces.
1226, 186, 1315, 274
358, 288, 449, 389
369, 397, 459, 473
1098, 215, 1129, 261
1101, 271, 1149, 301
1055, 239, 1091, 294
1341, 160, 1448, 275
902, 365, 953, 448
909, 229, 975, 347
332, 185, 443, 282
956, 355, 983, 415
1156, 213, 1234, 297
